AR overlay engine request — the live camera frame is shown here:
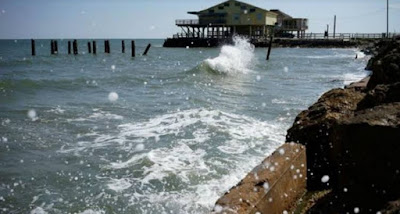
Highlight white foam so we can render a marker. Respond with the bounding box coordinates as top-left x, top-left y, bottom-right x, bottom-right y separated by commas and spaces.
67, 109, 123, 122
205, 36, 256, 74
355, 51, 366, 59
79, 209, 105, 214
305, 54, 354, 59
30, 207, 48, 214
107, 178, 132, 192
59, 108, 285, 212
343, 72, 368, 85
